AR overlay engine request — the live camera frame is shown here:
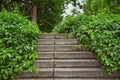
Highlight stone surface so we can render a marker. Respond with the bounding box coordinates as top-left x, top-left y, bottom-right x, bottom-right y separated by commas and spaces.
16, 79, 53, 80
38, 52, 54, 59
55, 34, 69, 39
55, 78, 120, 80
38, 39, 54, 45
55, 39, 79, 45
40, 34, 55, 39
37, 45, 54, 52
55, 68, 120, 78
34, 60, 54, 68
55, 52, 96, 59
16, 68, 53, 78
55, 45, 88, 52
55, 59, 100, 68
